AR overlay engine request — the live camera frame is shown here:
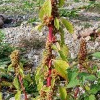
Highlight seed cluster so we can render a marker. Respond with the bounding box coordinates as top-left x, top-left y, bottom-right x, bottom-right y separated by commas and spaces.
10, 50, 20, 67
51, 0, 59, 18
47, 90, 53, 100
78, 38, 87, 65
43, 16, 54, 26
43, 39, 54, 66
43, 0, 59, 27
40, 90, 46, 99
